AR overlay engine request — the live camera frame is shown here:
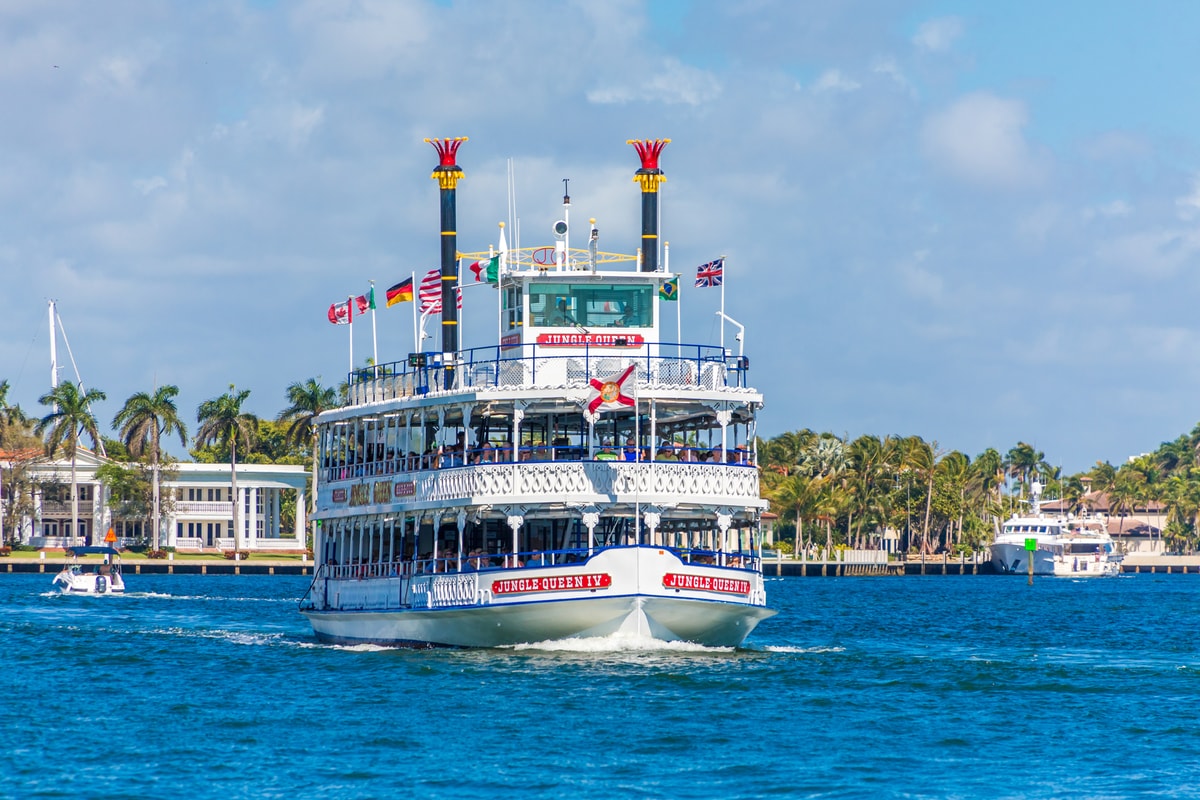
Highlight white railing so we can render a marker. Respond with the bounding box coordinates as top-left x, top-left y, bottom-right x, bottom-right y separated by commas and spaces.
175, 501, 234, 515
344, 344, 754, 407
251, 538, 305, 551
319, 460, 762, 511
